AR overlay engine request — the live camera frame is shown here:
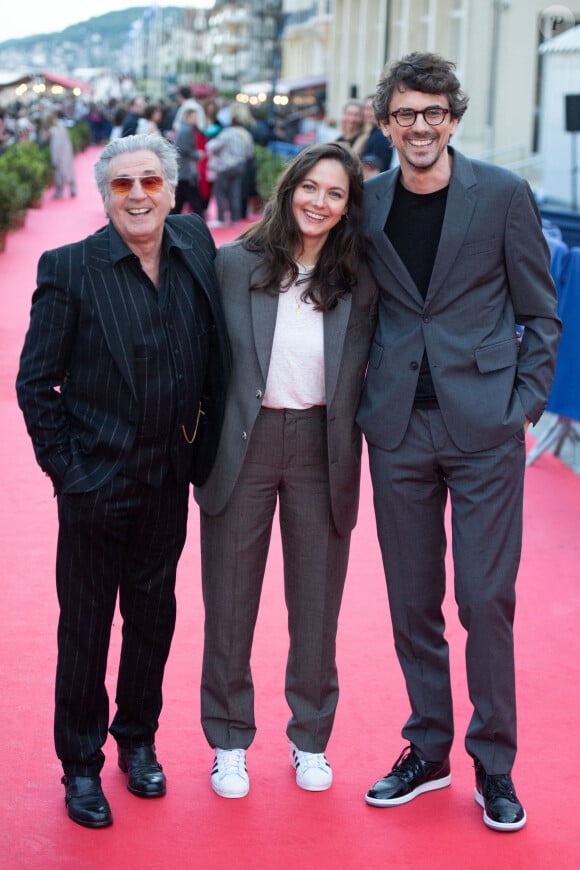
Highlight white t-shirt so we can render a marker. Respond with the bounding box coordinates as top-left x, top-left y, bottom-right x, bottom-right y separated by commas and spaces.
262, 268, 325, 410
